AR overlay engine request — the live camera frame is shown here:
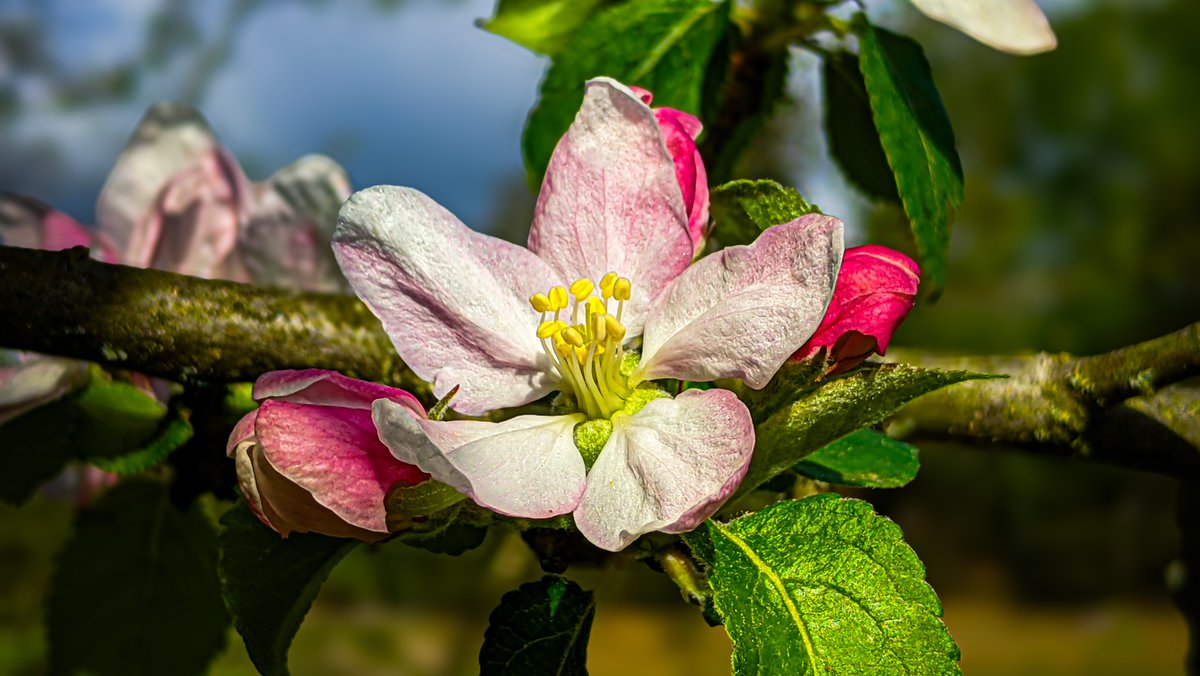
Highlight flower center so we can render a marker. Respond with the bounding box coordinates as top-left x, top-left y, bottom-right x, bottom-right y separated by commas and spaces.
529, 272, 633, 419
